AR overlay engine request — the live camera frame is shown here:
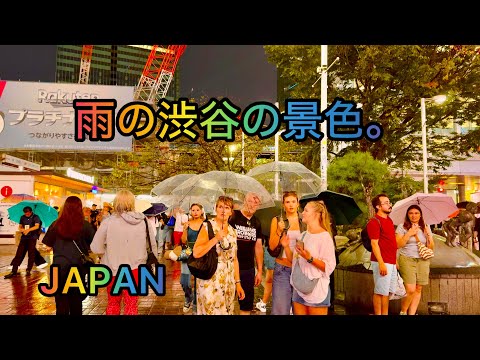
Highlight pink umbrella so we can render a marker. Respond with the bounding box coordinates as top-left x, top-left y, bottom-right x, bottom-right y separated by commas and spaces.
1, 193, 36, 203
